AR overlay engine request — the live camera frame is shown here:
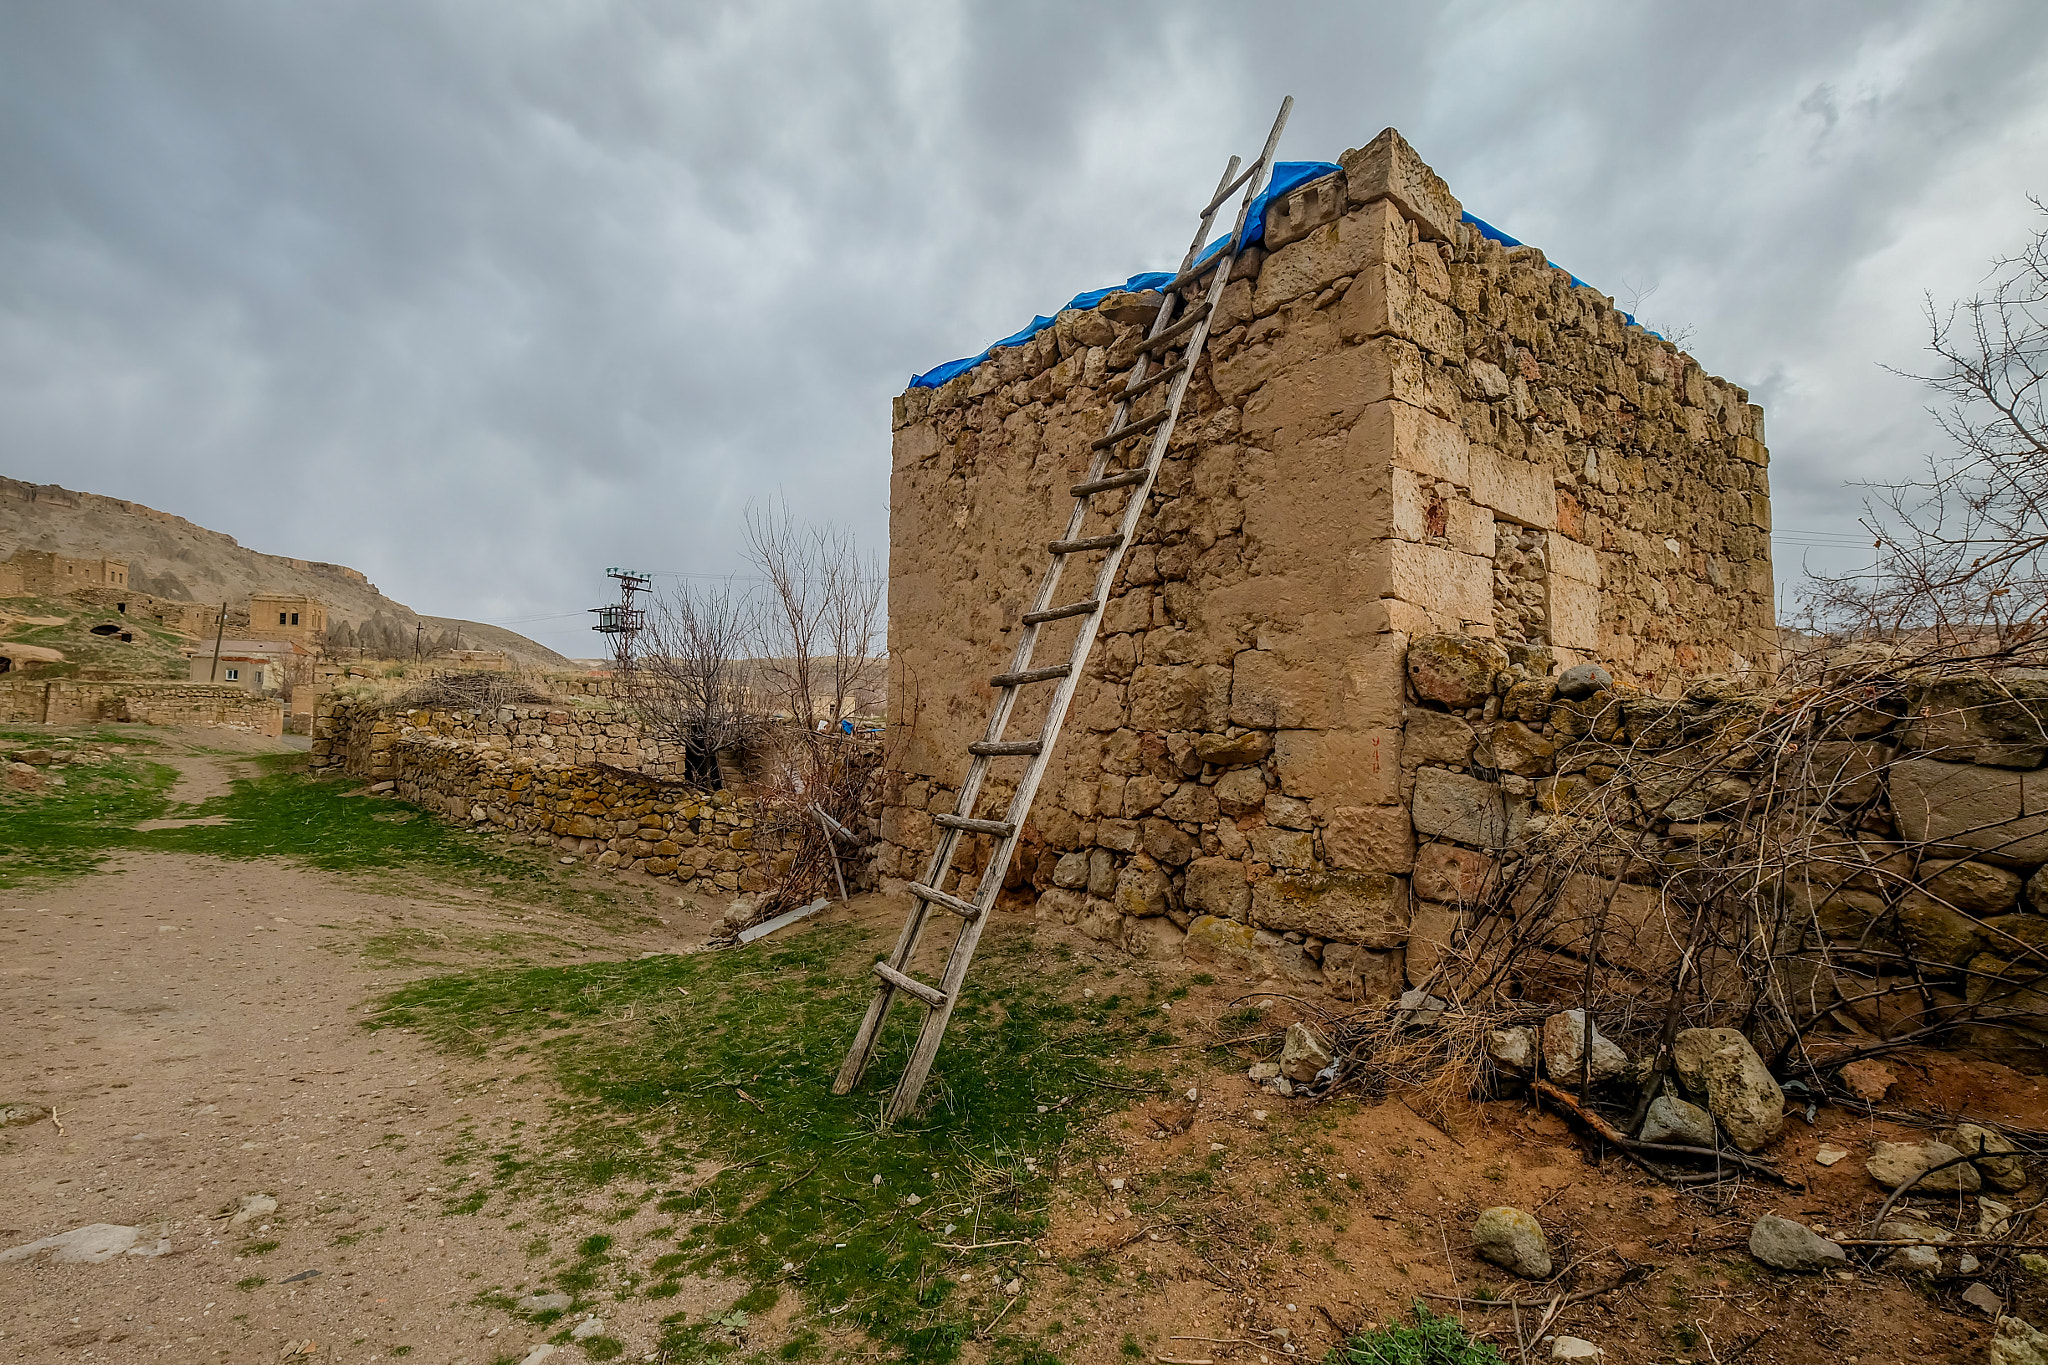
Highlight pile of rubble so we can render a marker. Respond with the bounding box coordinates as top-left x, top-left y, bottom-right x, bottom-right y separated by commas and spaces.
1245, 1001, 2048, 1361
2, 737, 116, 792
